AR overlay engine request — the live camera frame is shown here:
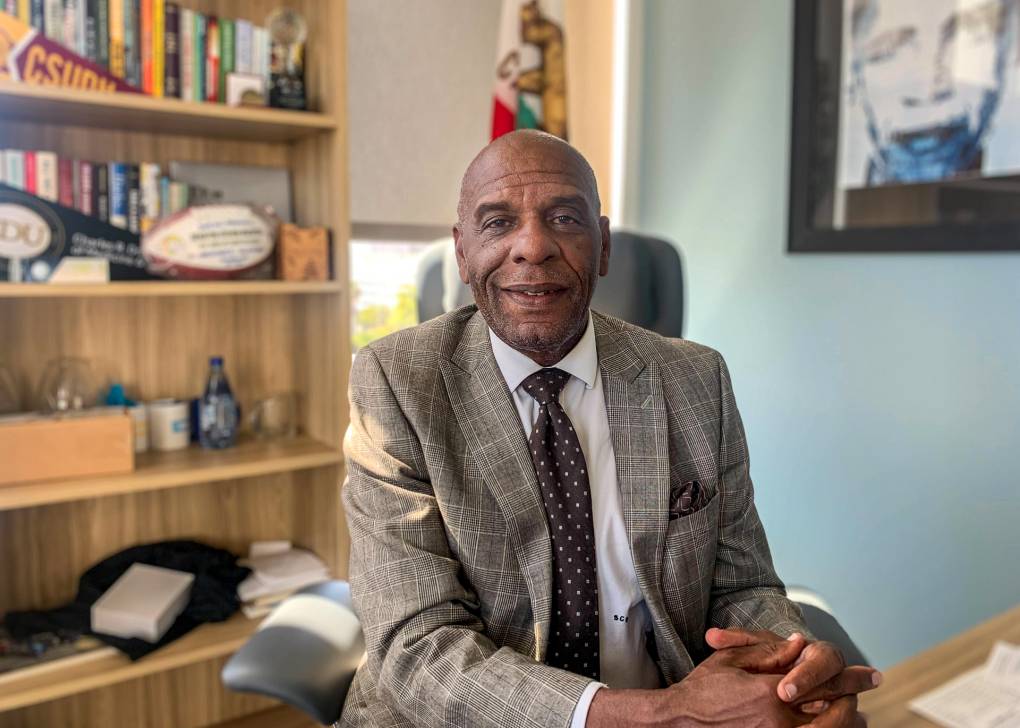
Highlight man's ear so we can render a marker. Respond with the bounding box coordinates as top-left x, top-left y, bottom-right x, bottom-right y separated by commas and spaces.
452, 225, 470, 284
598, 216, 611, 277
